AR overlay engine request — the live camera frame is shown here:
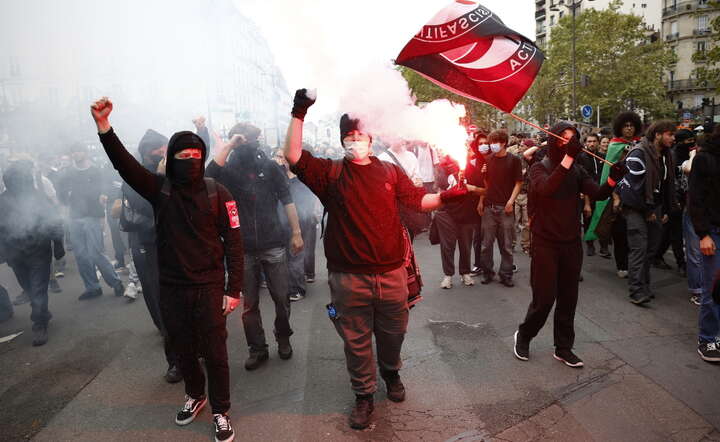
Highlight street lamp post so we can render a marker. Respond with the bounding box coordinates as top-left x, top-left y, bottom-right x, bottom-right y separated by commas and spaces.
551, 0, 592, 122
